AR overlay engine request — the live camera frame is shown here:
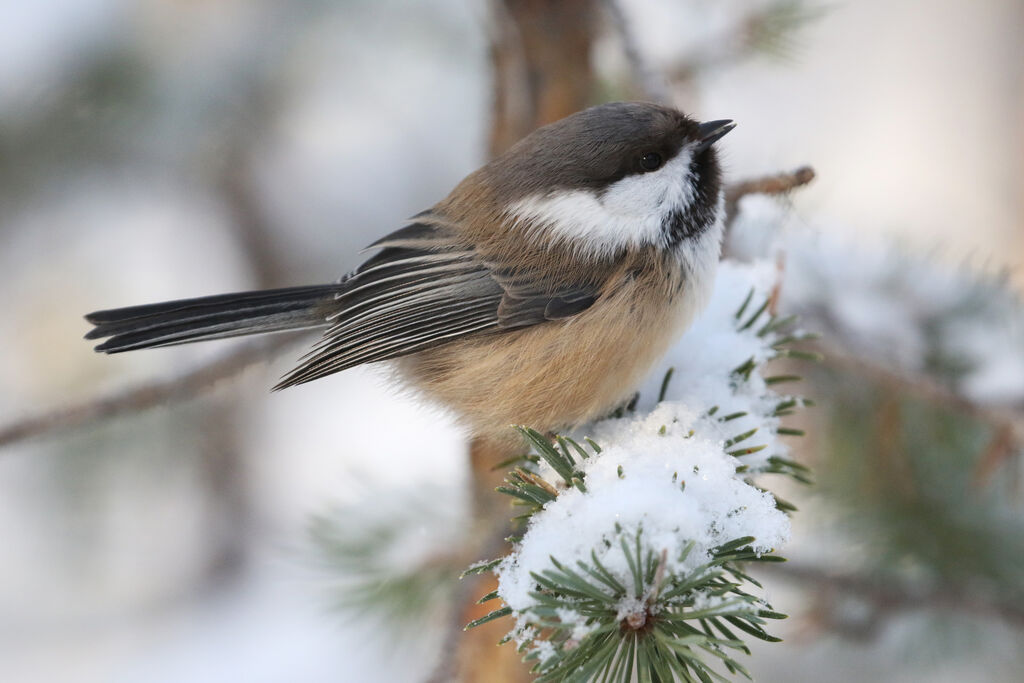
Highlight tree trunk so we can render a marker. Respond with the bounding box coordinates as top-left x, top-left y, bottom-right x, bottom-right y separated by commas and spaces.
453, 3, 599, 679
453, 437, 534, 682
488, 0, 598, 157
